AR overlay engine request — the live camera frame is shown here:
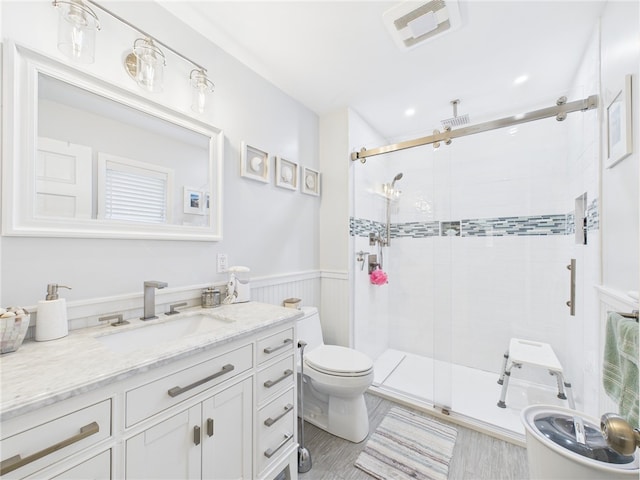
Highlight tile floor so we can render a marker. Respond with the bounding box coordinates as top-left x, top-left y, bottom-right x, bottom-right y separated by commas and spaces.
298, 393, 530, 480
